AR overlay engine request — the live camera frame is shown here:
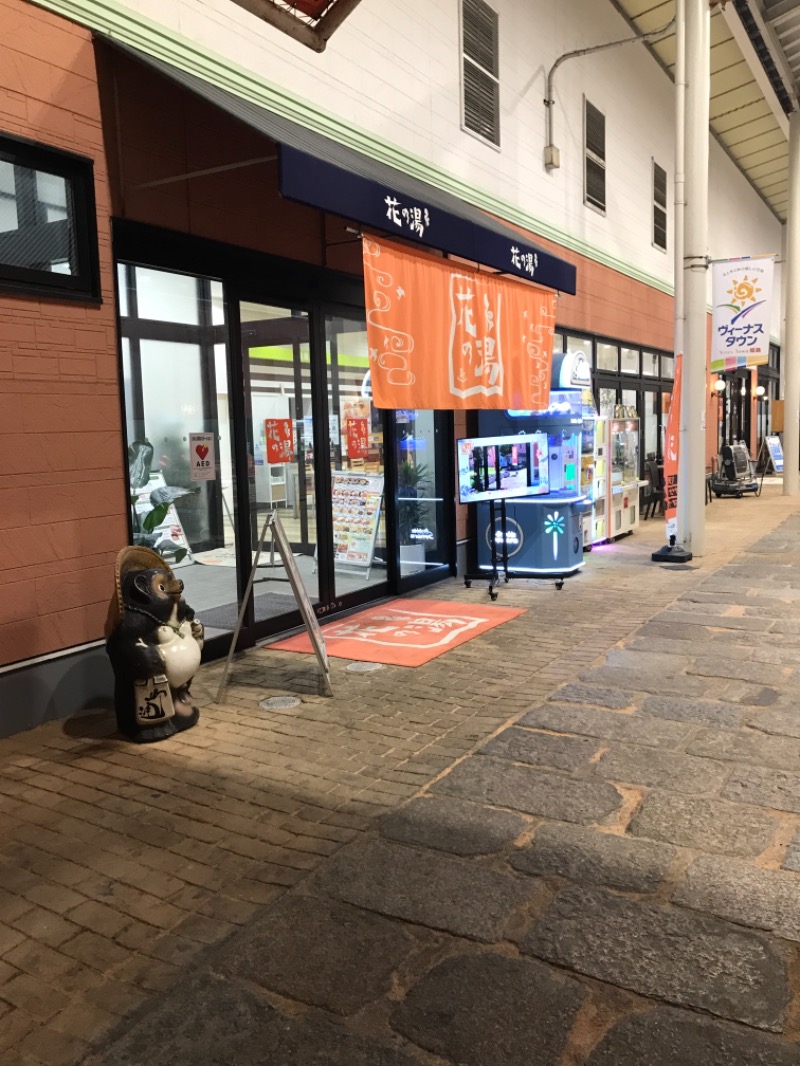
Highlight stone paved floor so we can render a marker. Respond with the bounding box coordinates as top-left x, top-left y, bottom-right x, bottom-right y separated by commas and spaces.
2, 482, 800, 1064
